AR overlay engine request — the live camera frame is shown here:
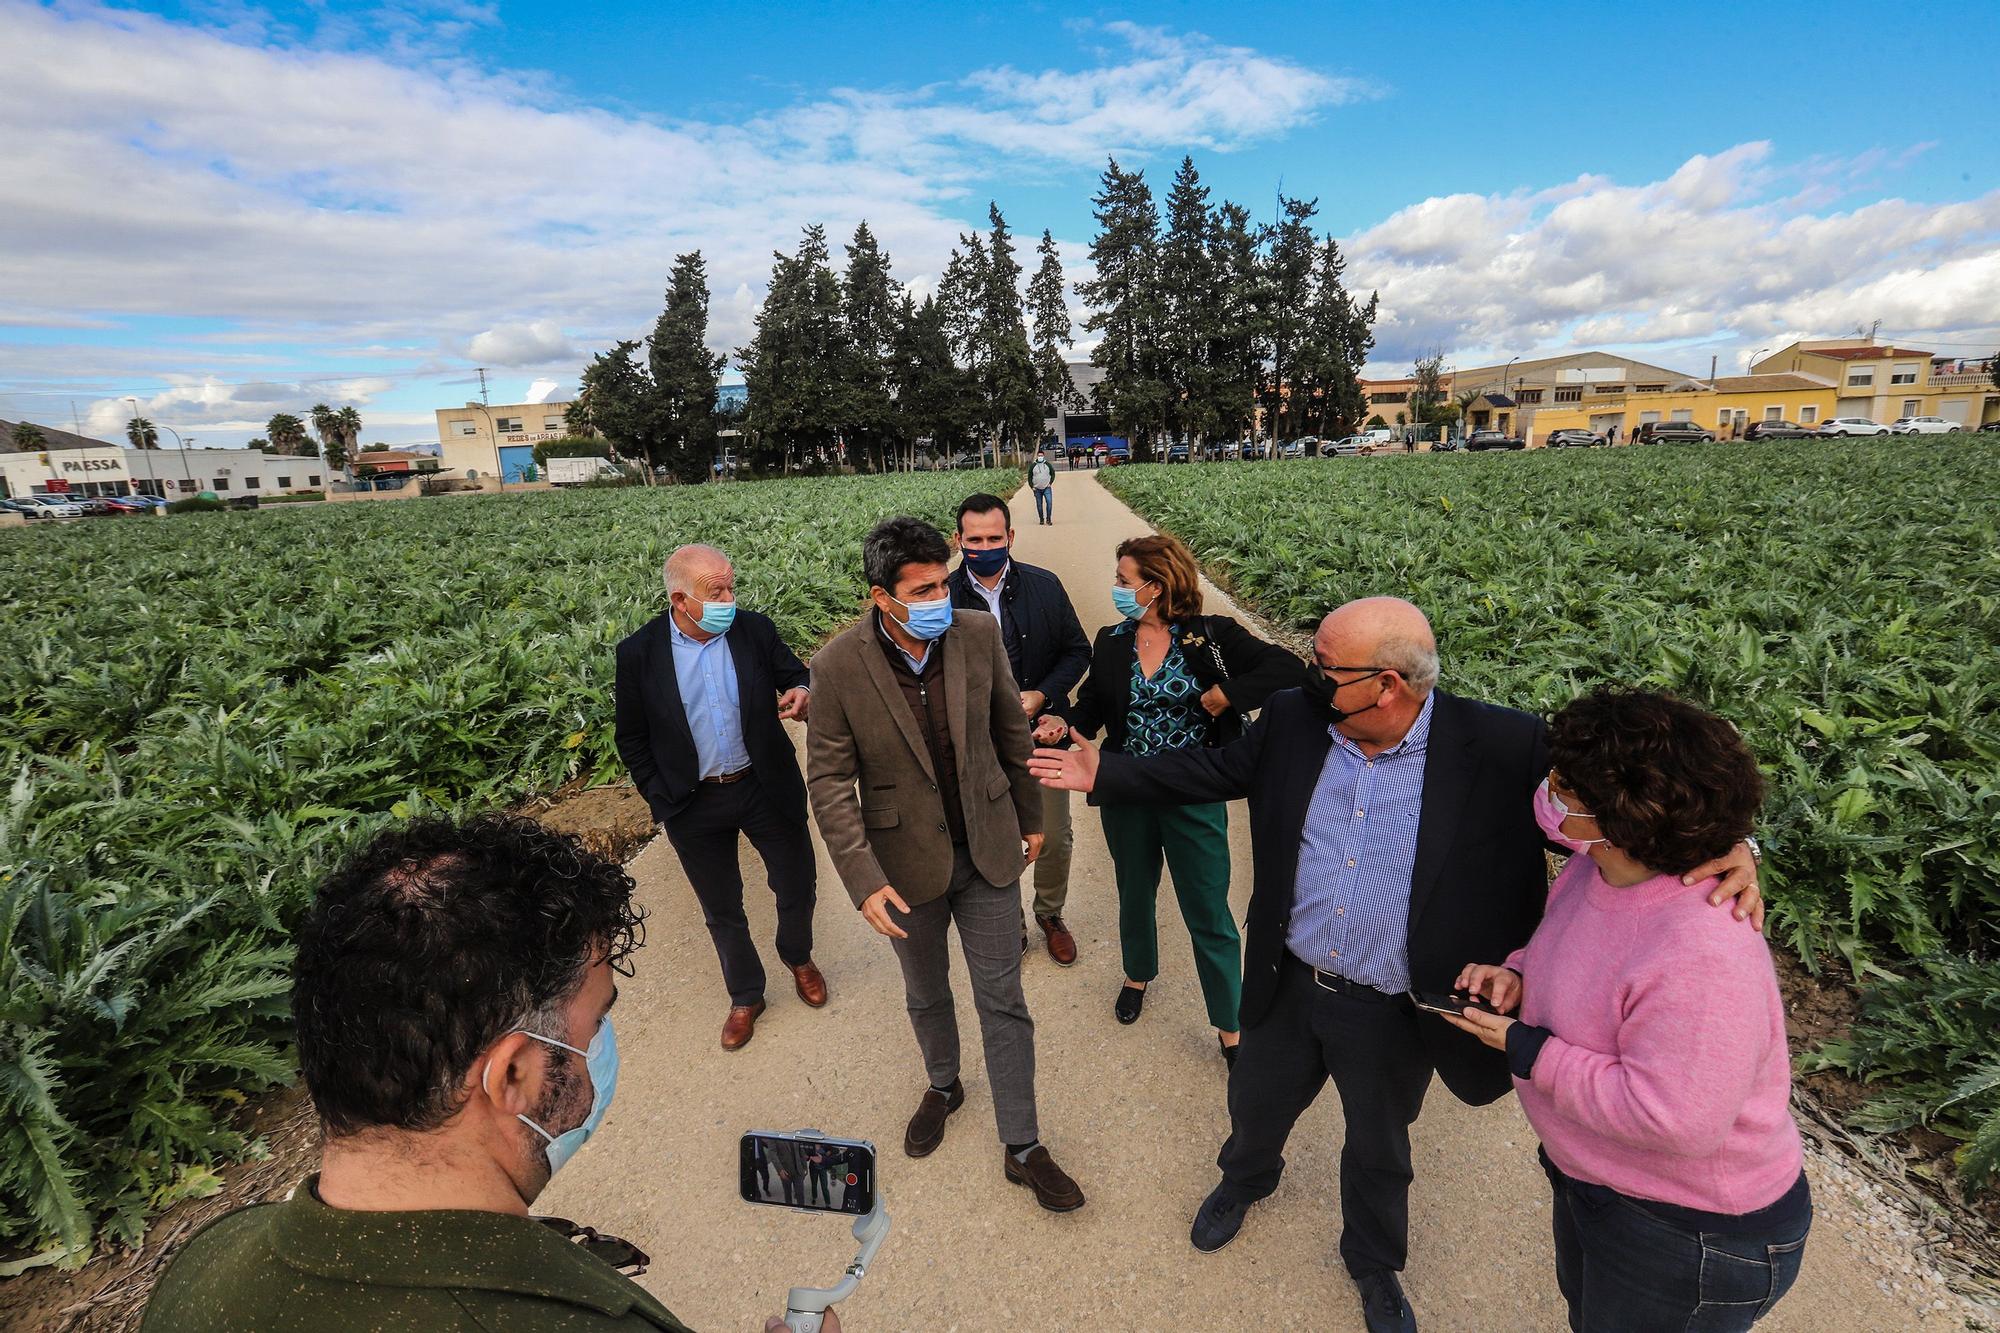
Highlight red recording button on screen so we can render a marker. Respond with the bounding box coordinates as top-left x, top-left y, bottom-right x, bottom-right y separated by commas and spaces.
845, 1173, 857, 1185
